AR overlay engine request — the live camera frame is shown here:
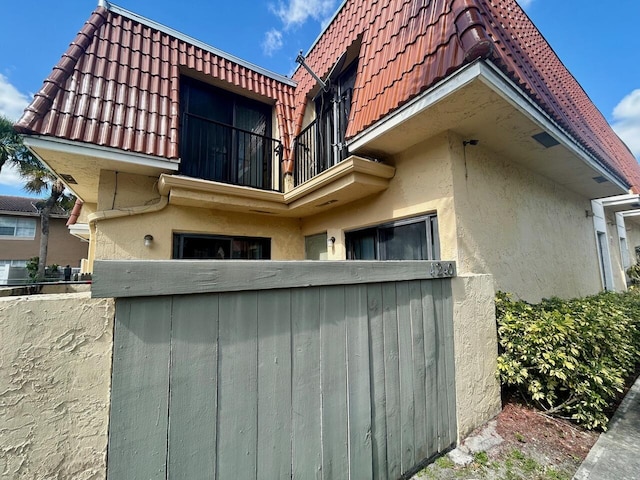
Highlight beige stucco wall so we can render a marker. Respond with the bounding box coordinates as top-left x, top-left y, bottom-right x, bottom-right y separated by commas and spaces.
627, 220, 640, 266
93, 205, 303, 261
89, 170, 304, 264
0, 216, 88, 267
448, 133, 601, 302
0, 292, 114, 479
451, 273, 501, 440
302, 133, 457, 261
